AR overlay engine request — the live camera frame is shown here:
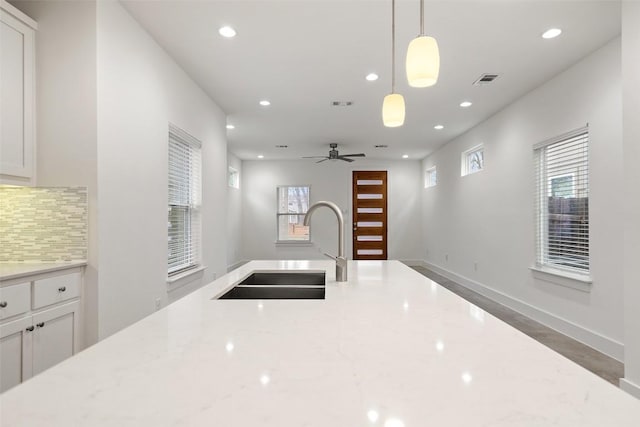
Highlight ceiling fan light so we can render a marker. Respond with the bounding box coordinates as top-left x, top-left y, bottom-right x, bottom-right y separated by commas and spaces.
382, 93, 405, 127
406, 35, 440, 88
